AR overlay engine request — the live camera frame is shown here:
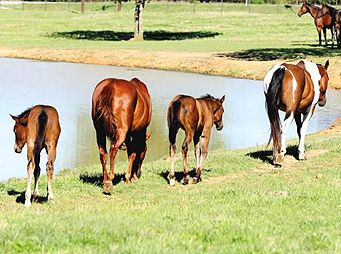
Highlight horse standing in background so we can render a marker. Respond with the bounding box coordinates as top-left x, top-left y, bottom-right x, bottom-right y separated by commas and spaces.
298, 2, 335, 47
264, 59, 329, 166
318, 4, 341, 48
10, 105, 61, 207
167, 94, 225, 186
92, 78, 152, 193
